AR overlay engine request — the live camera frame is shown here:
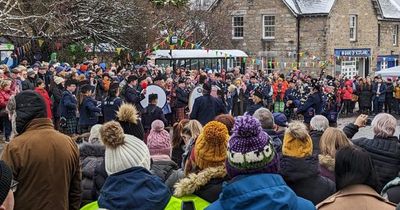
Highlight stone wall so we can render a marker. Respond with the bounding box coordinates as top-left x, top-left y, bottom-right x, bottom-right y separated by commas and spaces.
377, 21, 400, 55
